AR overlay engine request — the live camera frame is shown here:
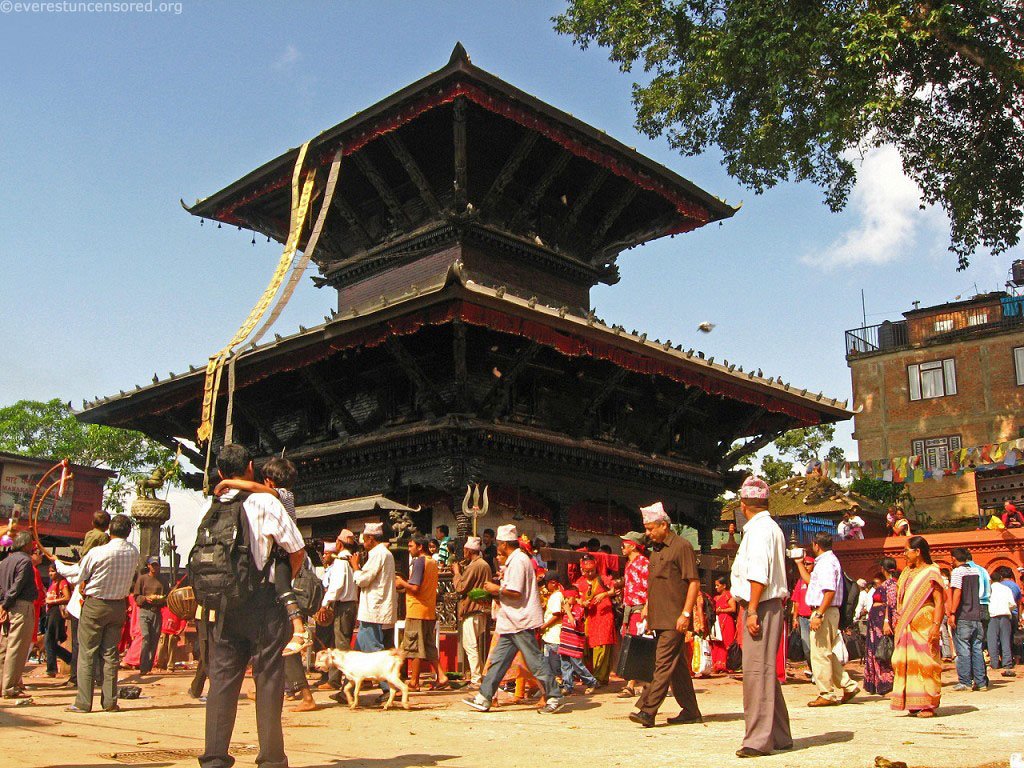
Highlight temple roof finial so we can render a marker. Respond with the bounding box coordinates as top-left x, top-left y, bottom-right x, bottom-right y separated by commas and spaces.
449, 42, 470, 66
